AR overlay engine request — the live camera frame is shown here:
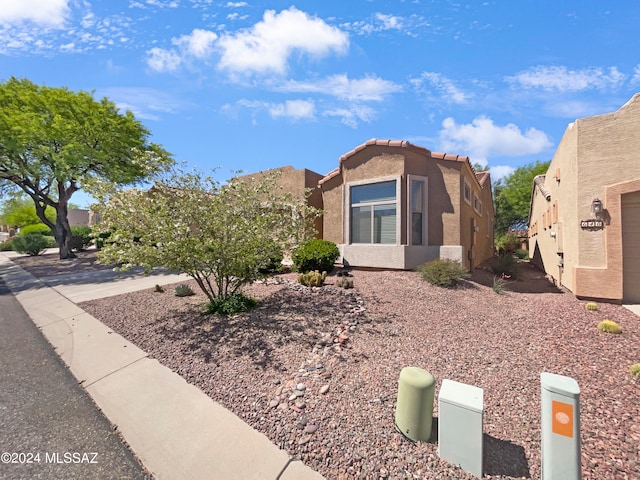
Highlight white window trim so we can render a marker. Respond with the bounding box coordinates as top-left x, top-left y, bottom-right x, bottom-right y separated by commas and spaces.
345, 175, 401, 245
407, 174, 428, 246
